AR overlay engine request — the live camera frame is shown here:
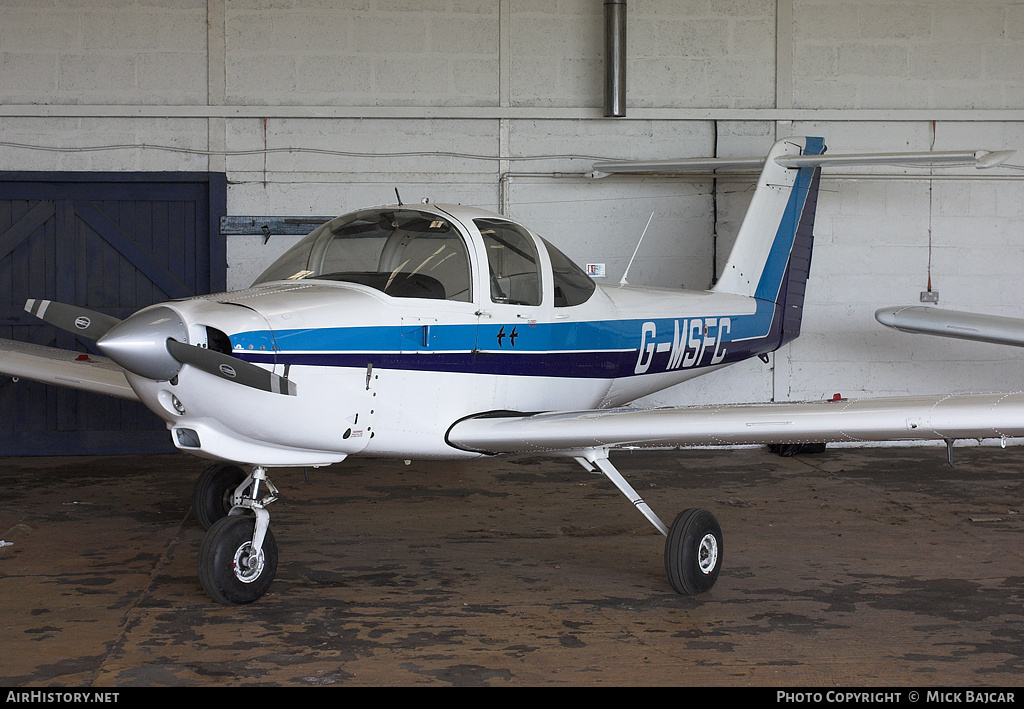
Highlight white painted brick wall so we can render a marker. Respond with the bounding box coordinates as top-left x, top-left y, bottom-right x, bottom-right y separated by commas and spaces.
792, 0, 1024, 109
227, 0, 499, 106
0, 0, 207, 105
630, 0, 776, 108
